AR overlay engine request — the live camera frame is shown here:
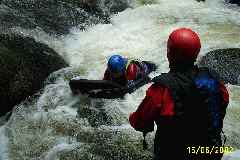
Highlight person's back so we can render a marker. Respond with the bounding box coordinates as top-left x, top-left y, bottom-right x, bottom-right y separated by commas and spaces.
129, 28, 229, 160
152, 67, 227, 160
